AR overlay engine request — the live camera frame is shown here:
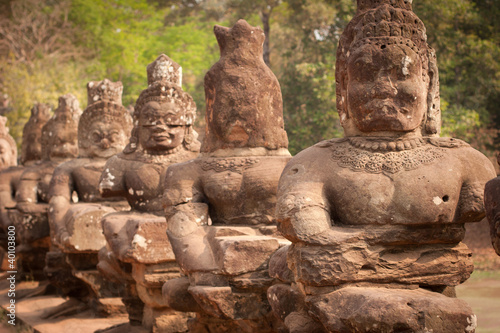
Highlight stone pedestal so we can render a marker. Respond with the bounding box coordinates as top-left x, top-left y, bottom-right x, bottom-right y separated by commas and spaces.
9, 207, 50, 280
166, 225, 289, 332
